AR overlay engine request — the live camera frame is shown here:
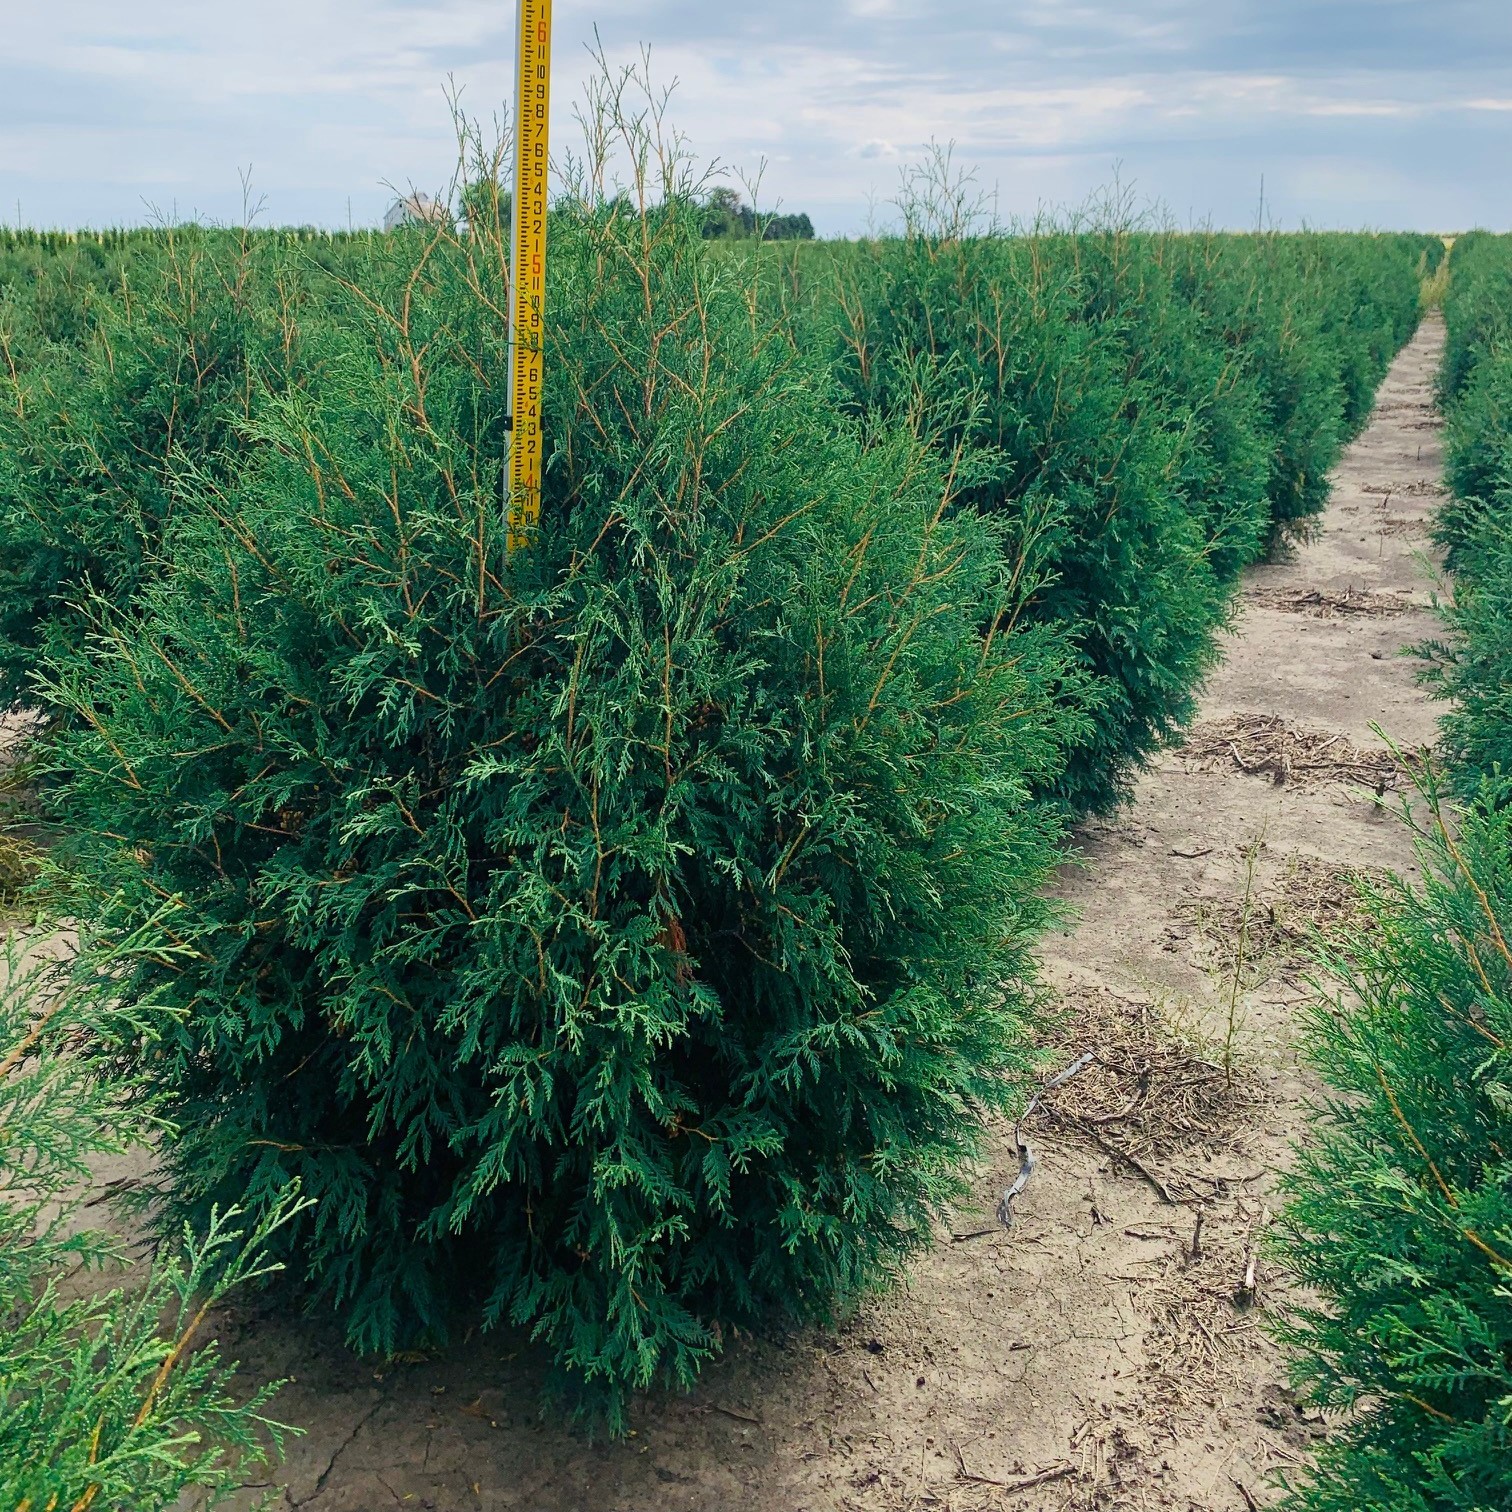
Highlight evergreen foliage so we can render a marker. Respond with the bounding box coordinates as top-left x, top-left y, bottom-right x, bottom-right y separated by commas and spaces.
41, 134, 1076, 1422
0, 224, 321, 709
793, 225, 1240, 814
1275, 787, 1512, 1512
0, 935, 302, 1508
766, 216, 1427, 811
0, 208, 1428, 820
0, 234, 128, 360
0, 133, 1436, 1429
1425, 232, 1512, 789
